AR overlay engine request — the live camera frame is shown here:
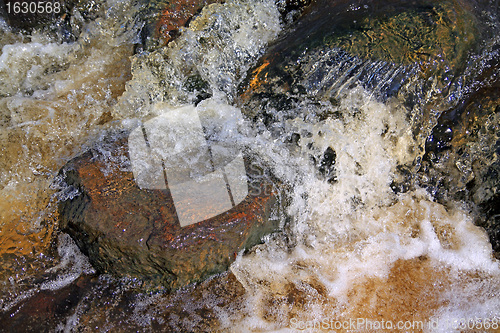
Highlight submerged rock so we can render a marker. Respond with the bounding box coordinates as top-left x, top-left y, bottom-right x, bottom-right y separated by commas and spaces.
58, 103, 283, 290
138, 0, 312, 53
2, 0, 68, 31
235, 0, 500, 253
138, 0, 223, 51
419, 70, 500, 254
0, 275, 97, 332
237, 0, 478, 161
